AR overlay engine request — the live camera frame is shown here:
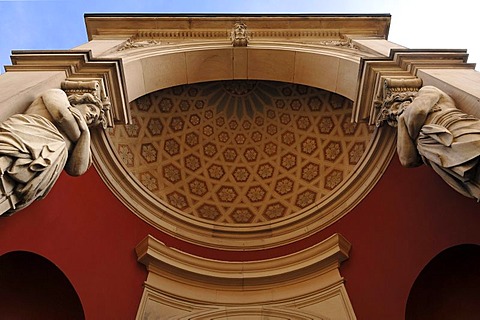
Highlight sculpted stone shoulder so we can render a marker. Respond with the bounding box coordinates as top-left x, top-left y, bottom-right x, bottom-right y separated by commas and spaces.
377, 84, 480, 201
0, 87, 107, 216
